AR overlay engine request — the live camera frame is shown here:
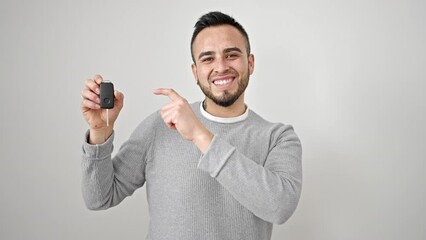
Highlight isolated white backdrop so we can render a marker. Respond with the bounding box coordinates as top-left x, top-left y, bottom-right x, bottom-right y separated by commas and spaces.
1, 0, 425, 239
